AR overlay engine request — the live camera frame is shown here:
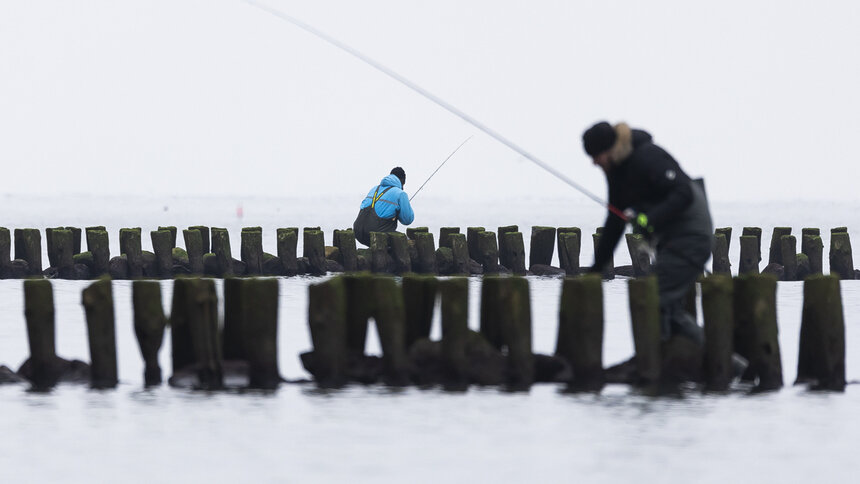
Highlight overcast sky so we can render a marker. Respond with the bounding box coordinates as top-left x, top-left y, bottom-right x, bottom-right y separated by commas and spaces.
1, 1, 859, 203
